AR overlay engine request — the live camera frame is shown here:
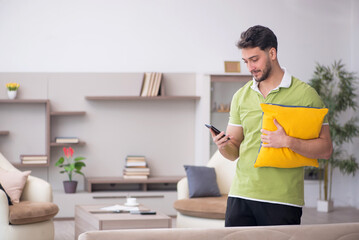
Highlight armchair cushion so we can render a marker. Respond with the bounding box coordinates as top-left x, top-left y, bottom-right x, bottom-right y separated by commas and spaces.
9, 201, 59, 225
0, 167, 31, 204
184, 165, 221, 198
174, 195, 227, 219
